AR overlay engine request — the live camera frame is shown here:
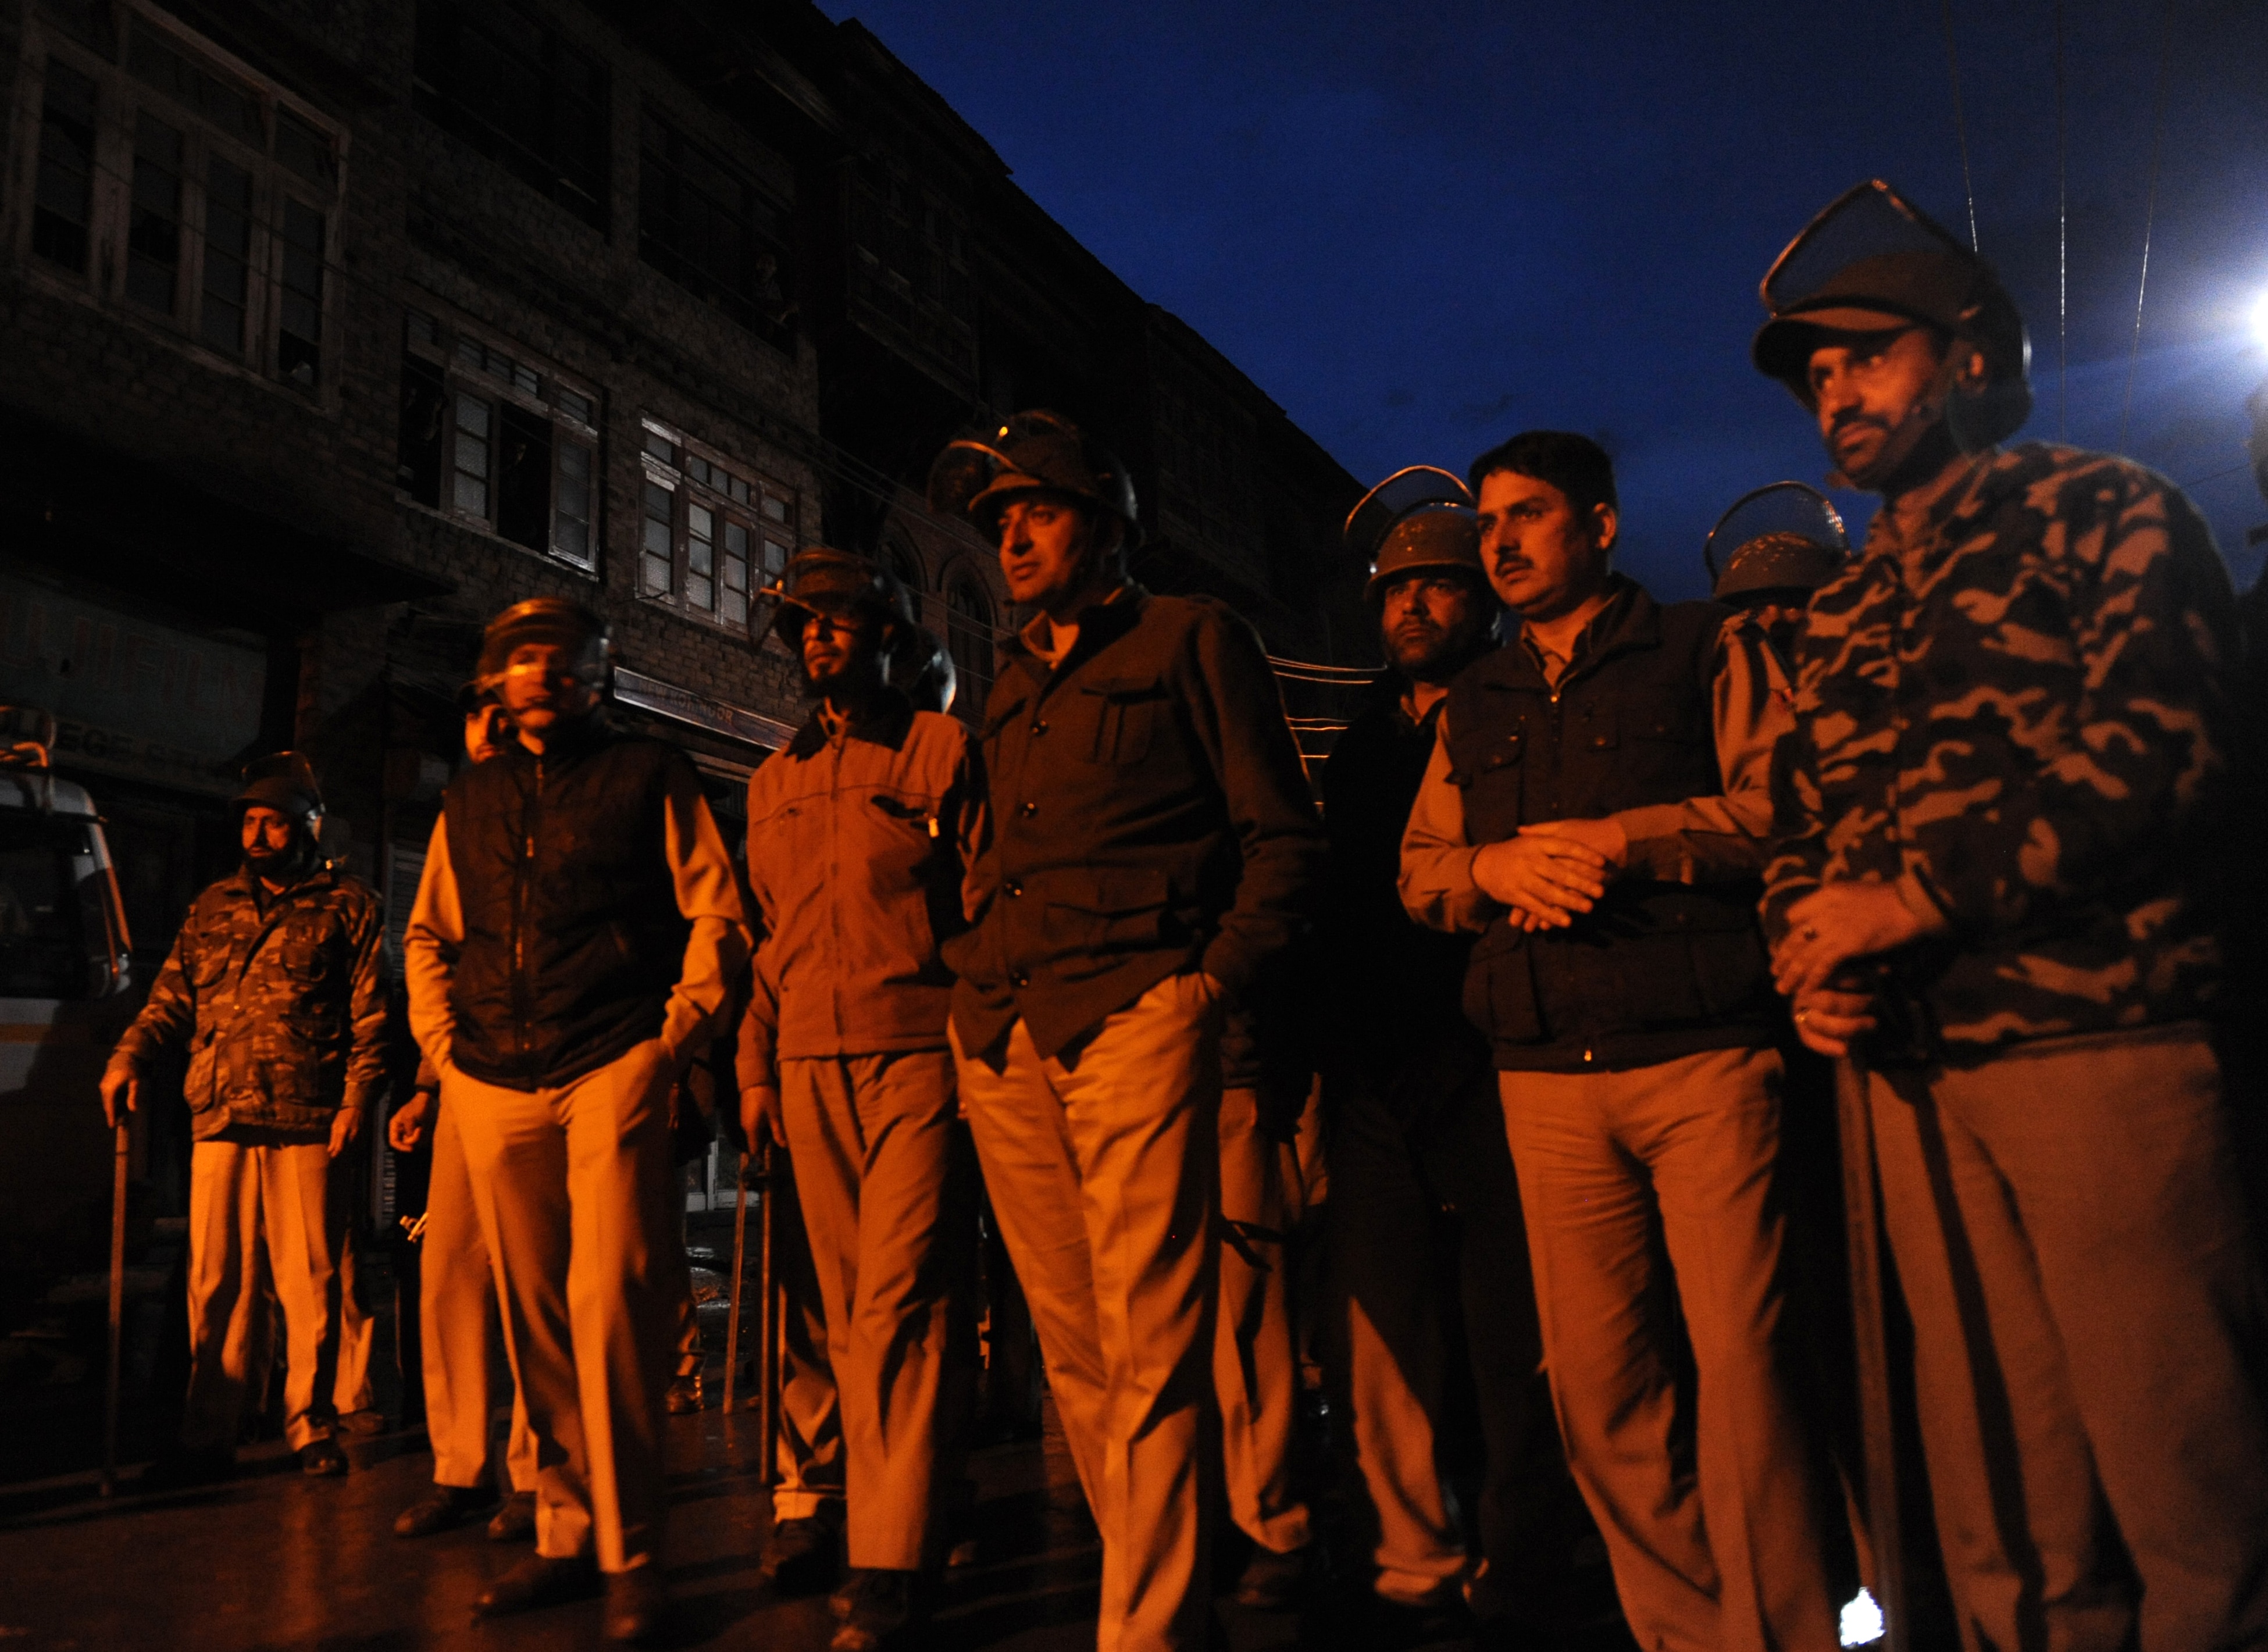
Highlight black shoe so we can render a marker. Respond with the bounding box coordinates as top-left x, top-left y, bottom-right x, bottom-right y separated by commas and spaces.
394, 1483, 495, 1537
1233, 1543, 1314, 1611
139, 1446, 235, 1490
762, 1515, 841, 1597
297, 1437, 350, 1477
830, 1569, 917, 1651
1371, 1592, 1478, 1651
487, 1490, 537, 1542
474, 1553, 598, 1618
665, 1372, 704, 1414
604, 1567, 669, 1644
334, 1407, 388, 1436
